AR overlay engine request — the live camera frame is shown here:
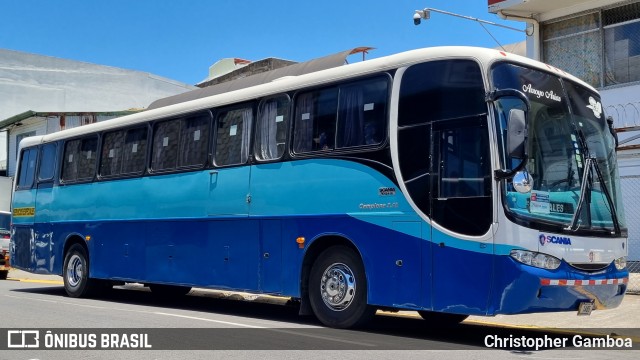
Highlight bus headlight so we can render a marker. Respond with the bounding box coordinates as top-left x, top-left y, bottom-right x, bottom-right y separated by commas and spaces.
510, 250, 561, 270
614, 257, 627, 270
